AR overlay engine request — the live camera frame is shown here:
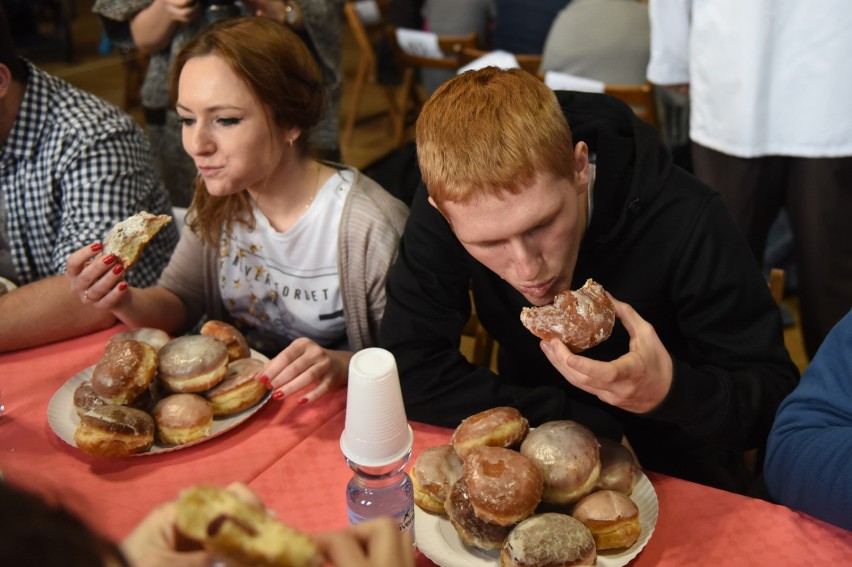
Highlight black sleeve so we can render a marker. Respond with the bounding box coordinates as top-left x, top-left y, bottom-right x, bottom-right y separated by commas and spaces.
379, 185, 623, 438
